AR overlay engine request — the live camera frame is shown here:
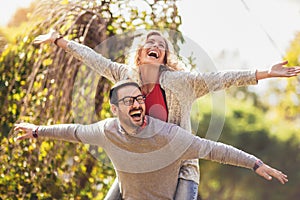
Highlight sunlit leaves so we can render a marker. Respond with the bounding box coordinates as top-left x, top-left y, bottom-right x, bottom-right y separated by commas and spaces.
1, 0, 182, 199
60, 0, 69, 5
